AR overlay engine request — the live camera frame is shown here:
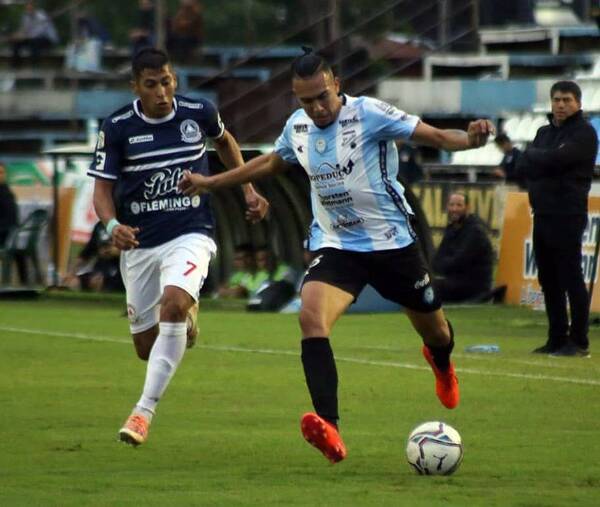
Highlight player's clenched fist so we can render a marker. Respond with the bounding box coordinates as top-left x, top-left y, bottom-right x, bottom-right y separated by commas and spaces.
111, 224, 140, 250
466, 119, 496, 148
178, 169, 214, 196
